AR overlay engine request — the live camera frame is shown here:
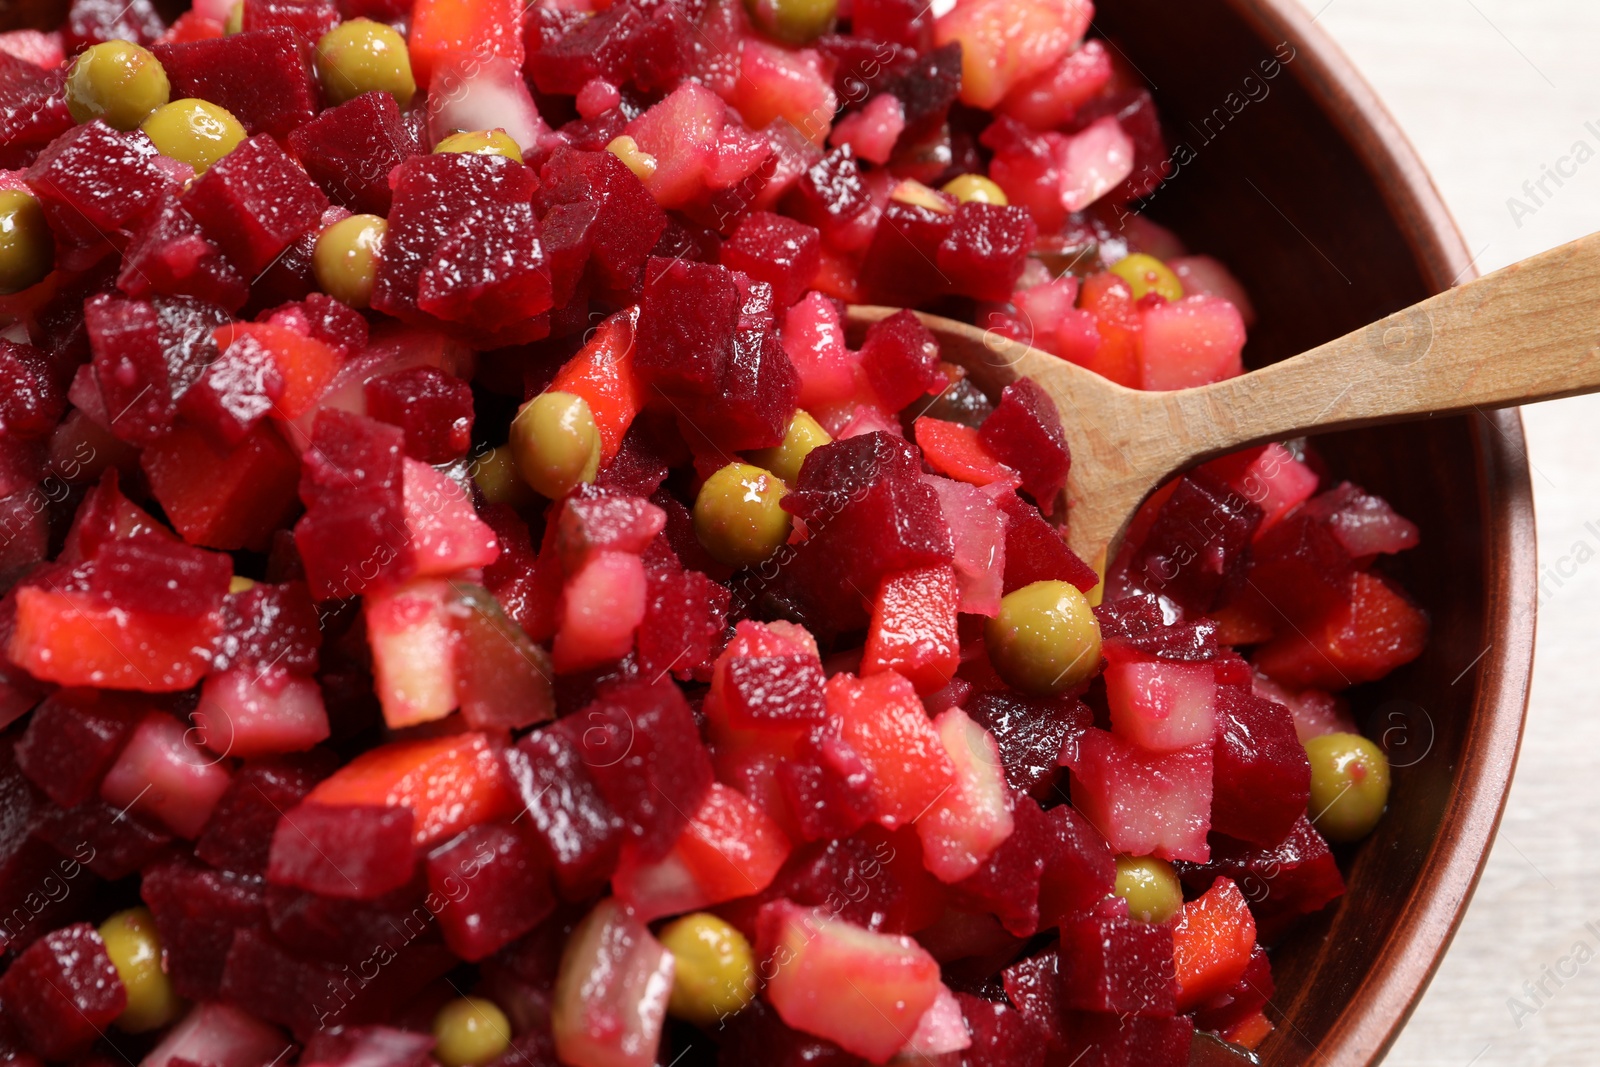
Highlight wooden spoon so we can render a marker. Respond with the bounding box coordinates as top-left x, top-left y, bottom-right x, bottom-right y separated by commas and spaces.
848, 230, 1600, 565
